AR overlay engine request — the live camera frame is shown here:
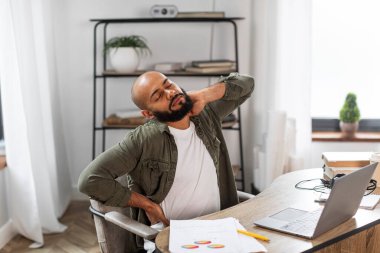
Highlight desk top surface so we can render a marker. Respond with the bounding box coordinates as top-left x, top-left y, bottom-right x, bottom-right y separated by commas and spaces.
155, 168, 380, 253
